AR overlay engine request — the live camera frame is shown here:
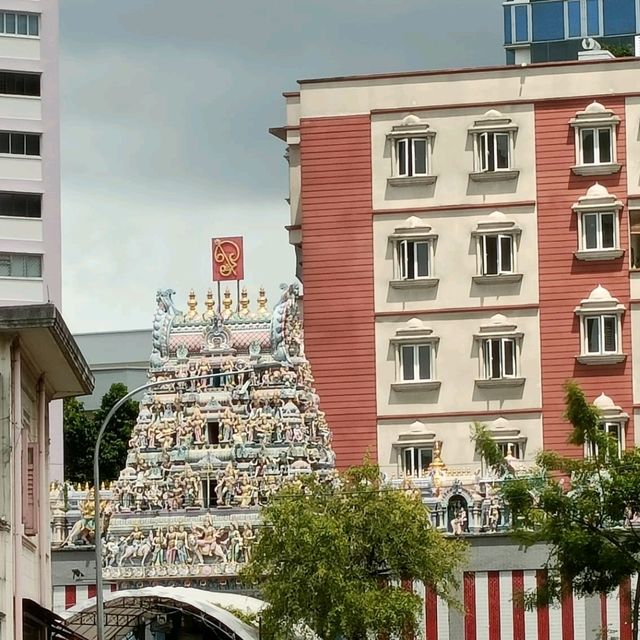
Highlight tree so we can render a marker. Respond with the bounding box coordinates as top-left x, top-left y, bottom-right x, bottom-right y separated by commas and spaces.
63, 396, 94, 484
473, 381, 640, 640
241, 462, 466, 640
63, 383, 139, 483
